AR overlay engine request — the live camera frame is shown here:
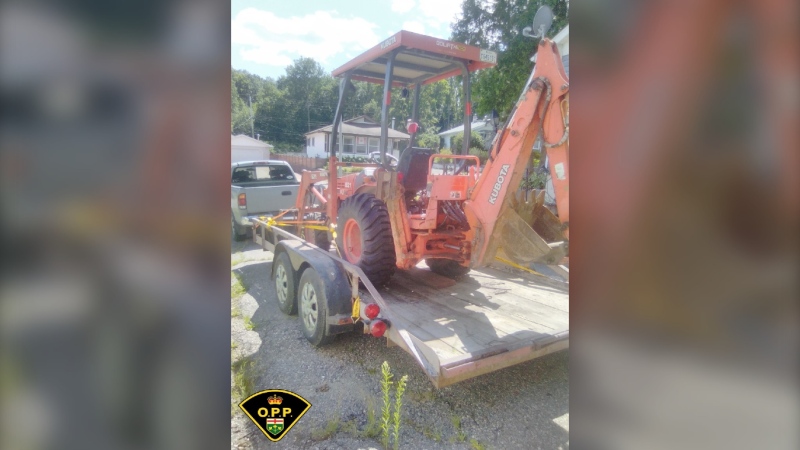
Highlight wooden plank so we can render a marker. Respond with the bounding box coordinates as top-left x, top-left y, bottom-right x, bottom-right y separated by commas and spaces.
381, 281, 546, 341
387, 271, 567, 334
